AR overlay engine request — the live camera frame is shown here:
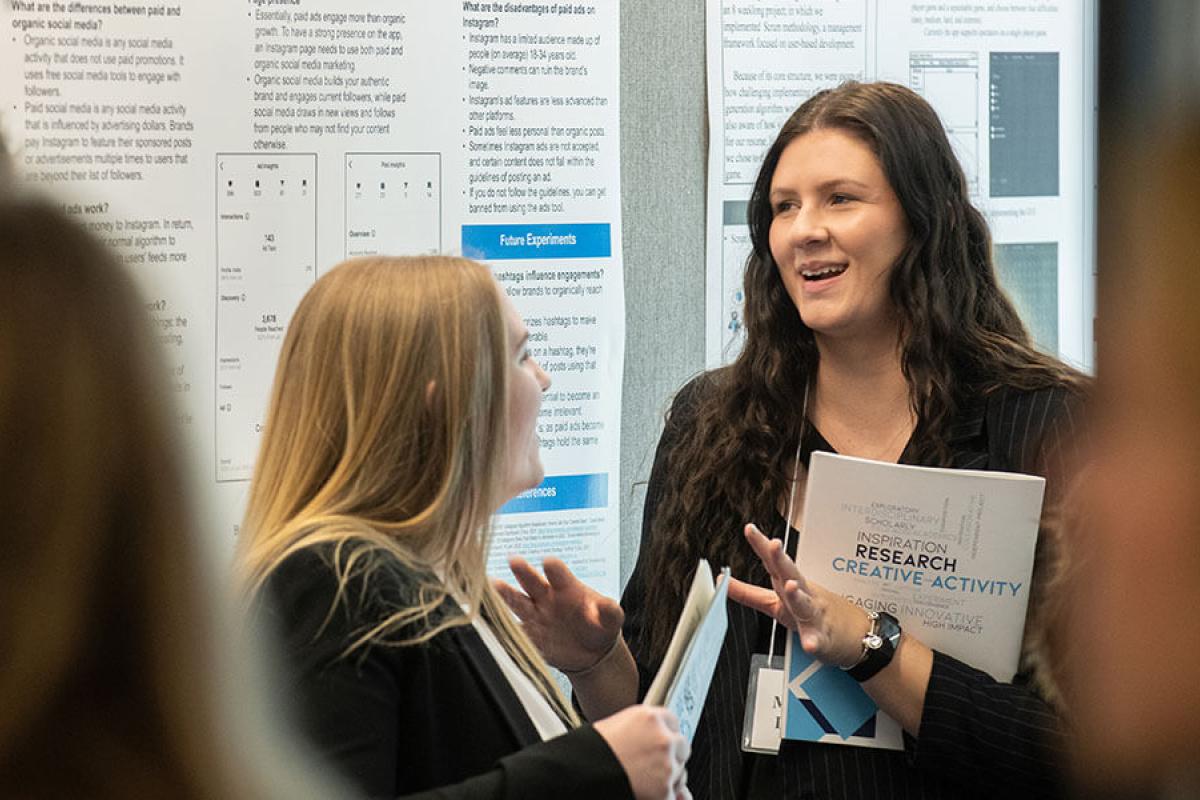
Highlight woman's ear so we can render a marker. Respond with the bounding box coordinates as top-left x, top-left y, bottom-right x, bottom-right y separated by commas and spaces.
425, 380, 437, 407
